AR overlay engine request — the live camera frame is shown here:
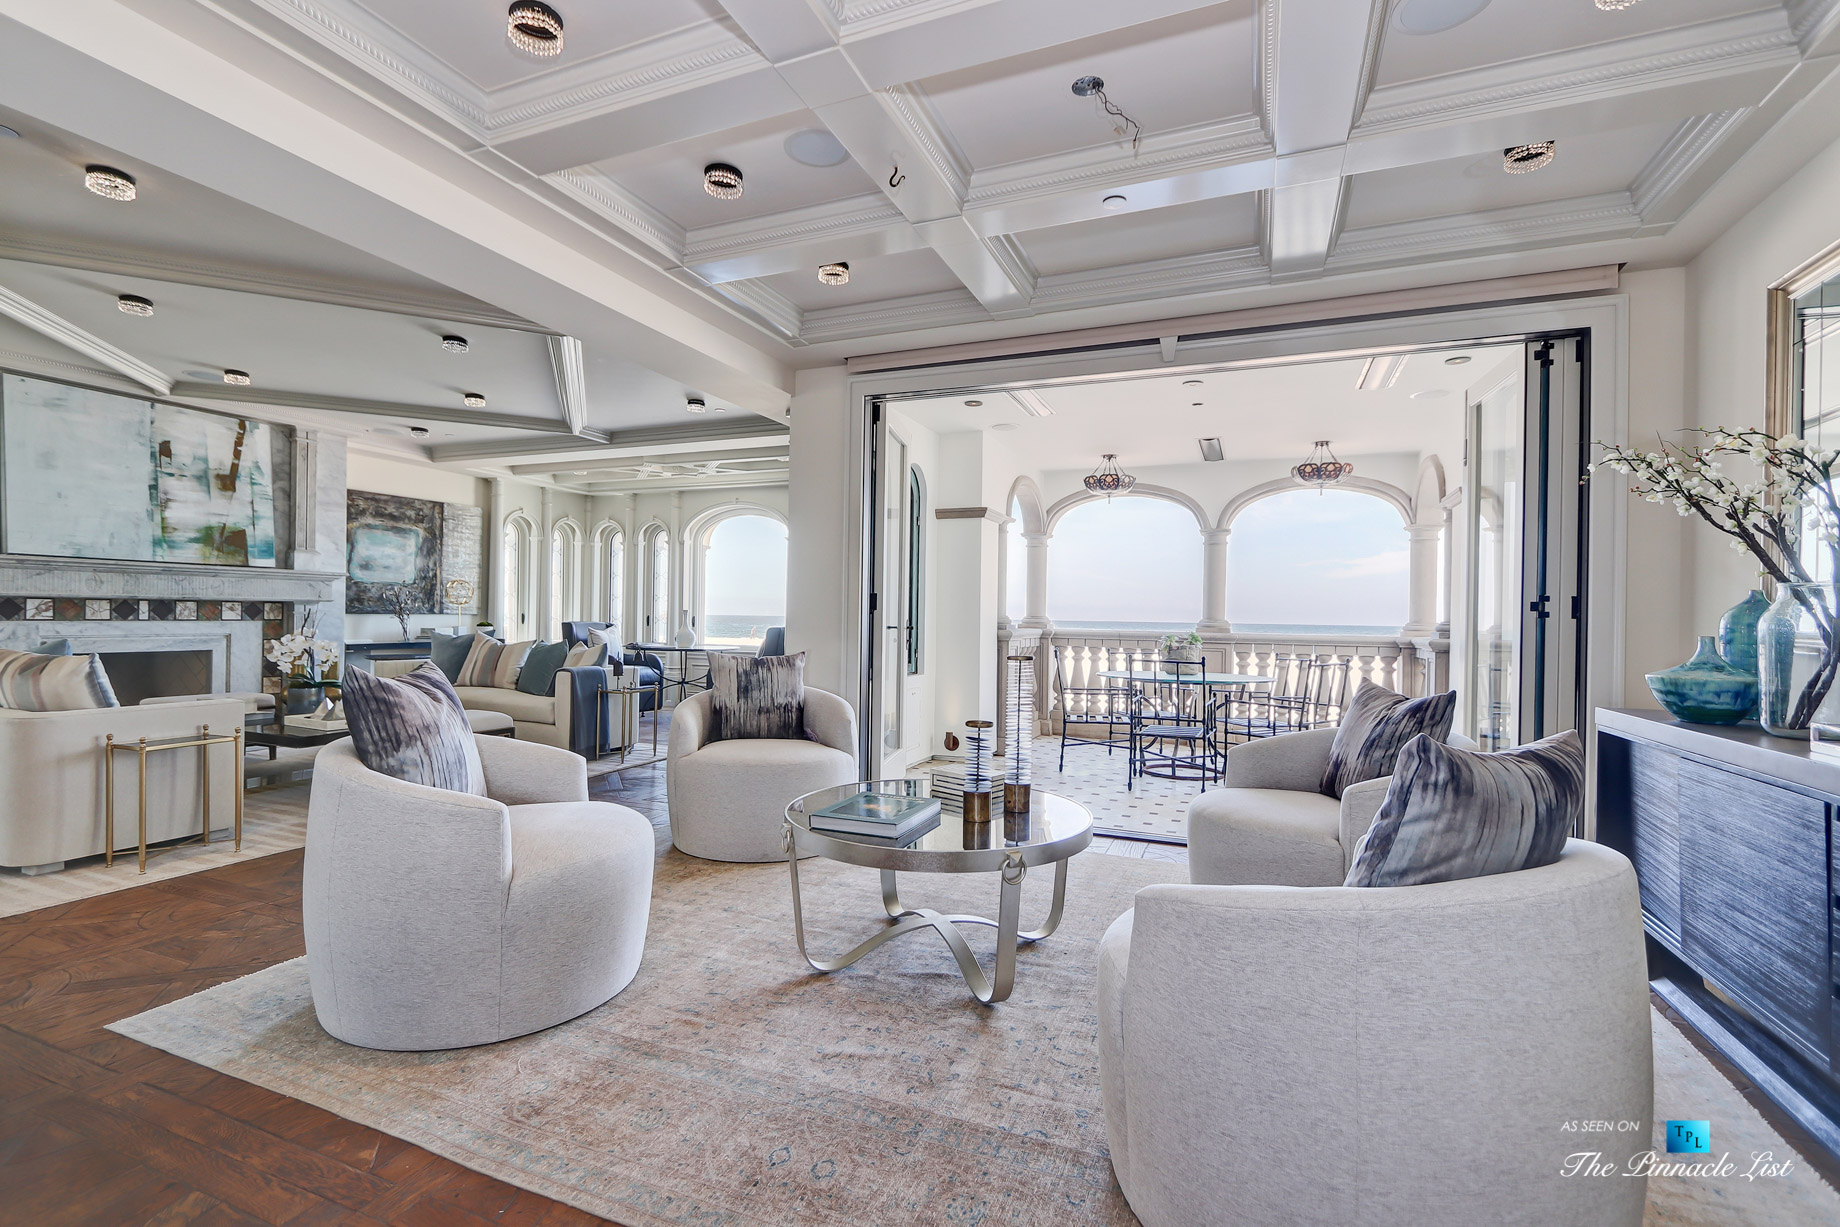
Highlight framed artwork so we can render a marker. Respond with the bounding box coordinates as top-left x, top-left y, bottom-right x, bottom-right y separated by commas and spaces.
346, 491, 442, 613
